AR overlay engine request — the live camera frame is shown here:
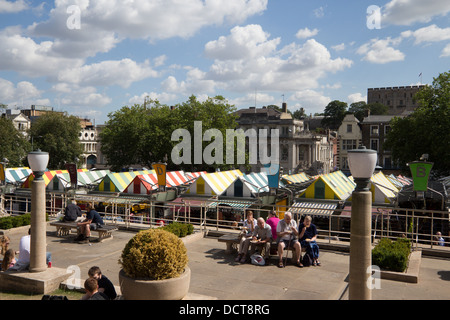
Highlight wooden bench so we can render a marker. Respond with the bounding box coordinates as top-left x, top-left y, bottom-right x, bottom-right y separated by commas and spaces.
50, 221, 118, 242
218, 234, 307, 260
